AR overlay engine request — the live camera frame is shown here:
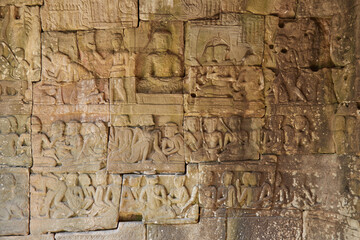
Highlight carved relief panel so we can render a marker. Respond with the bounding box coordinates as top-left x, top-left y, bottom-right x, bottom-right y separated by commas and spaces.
0, 115, 31, 167
262, 106, 335, 155
34, 32, 109, 106
30, 170, 121, 234
184, 14, 265, 117
184, 116, 262, 162
198, 158, 276, 213
0, 6, 40, 82
0, 168, 29, 236
31, 115, 108, 173
140, 0, 220, 21
275, 155, 352, 214
108, 114, 185, 174
40, 0, 138, 31
119, 165, 198, 224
